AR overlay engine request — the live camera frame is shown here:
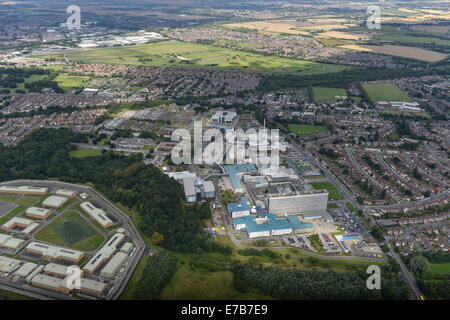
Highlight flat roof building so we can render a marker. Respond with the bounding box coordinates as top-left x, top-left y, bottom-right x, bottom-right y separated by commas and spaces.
100, 252, 128, 279
120, 242, 134, 254
25, 265, 44, 283
26, 242, 84, 263
26, 207, 52, 219
2, 217, 39, 235
0, 255, 22, 273
224, 164, 257, 193
0, 185, 48, 195
56, 189, 77, 198
14, 262, 38, 278
80, 202, 113, 229
42, 196, 69, 209
80, 278, 107, 297
182, 177, 196, 203
227, 201, 251, 218
0, 234, 25, 250
233, 213, 314, 238
44, 263, 84, 278
83, 233, 125, 274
